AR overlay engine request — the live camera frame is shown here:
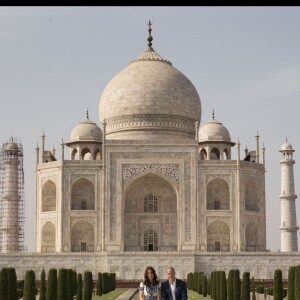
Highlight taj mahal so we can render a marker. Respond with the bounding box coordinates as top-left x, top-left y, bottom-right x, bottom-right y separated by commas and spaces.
1, 22, 300, 281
